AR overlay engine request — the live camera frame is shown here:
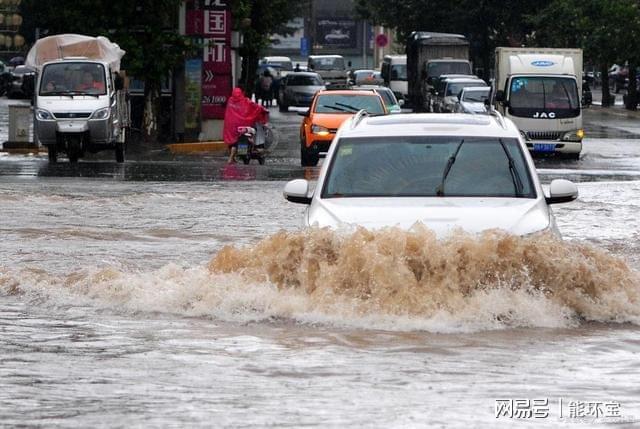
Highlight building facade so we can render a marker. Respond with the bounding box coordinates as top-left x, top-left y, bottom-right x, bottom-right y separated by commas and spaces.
264, 0, 376, 69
